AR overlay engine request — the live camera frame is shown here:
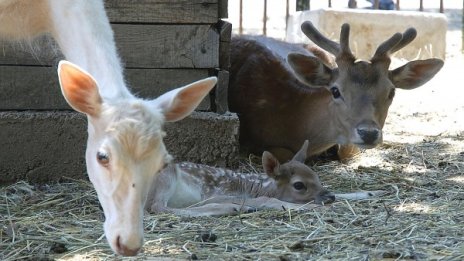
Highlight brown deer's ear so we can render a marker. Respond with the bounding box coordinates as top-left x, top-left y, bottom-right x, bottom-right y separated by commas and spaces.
262, 151, 280, 178
287, 53, 333, 87
390, 59, 444, 90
